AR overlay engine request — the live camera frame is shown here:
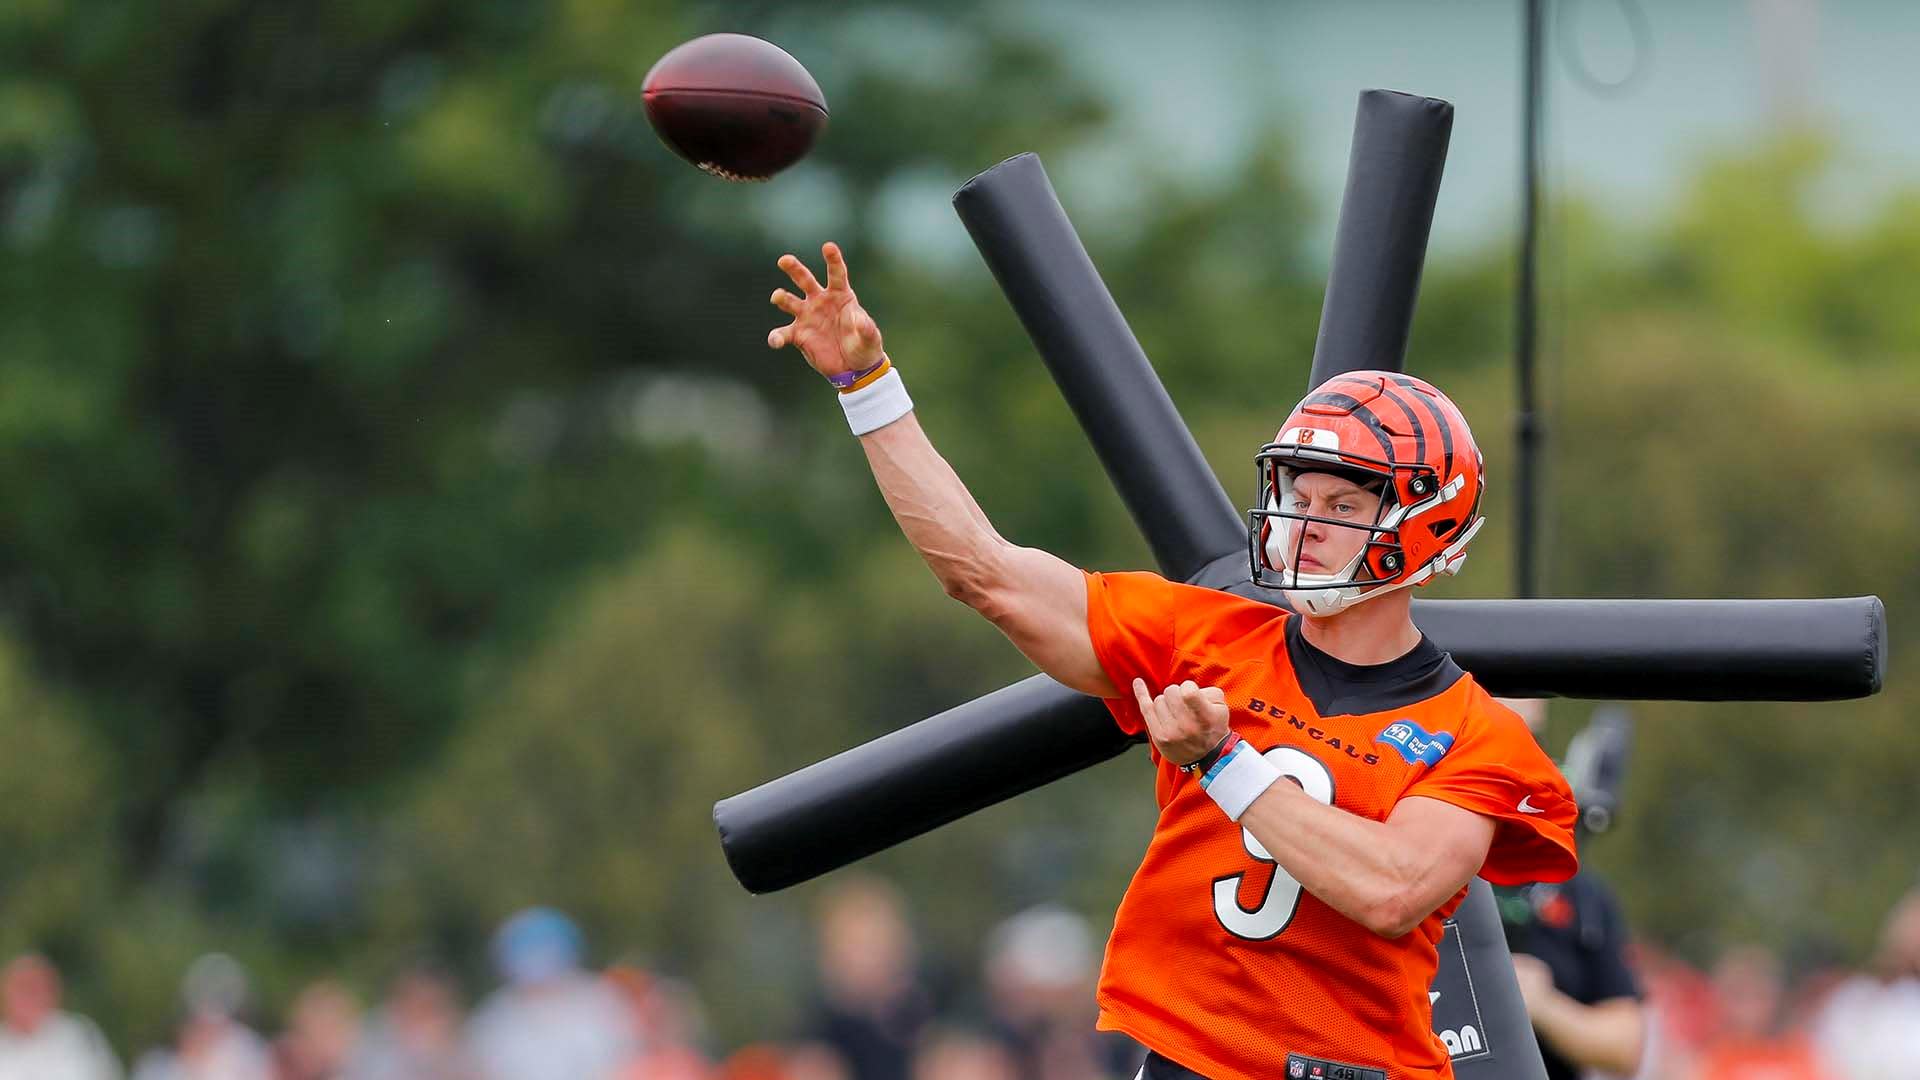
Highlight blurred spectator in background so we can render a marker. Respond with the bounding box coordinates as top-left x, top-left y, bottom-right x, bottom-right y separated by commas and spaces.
909, 1030, 1017, 1080
780, 1043, 853, 1080
804, 877, 931, 1080
1496, 698, 1646, 1080
346, 965, 474, 1080
1688, 944, 1827, 1080
131, 953, 274, 1080
463, 907, 636, 1080
979, 906, 1136, 1080
713, 1045, 785, 1080
272, 981, 361, 1080
1811, 886, 1920, 1080
607, 965, 712, 1080
0, 953, 121, 1080
1627, 941, 1719, 1080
